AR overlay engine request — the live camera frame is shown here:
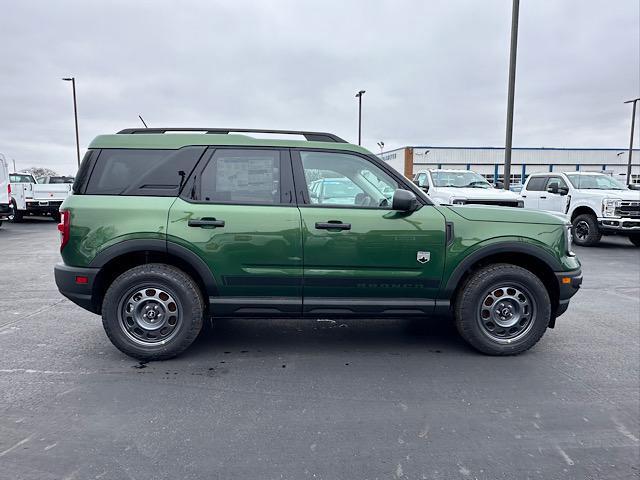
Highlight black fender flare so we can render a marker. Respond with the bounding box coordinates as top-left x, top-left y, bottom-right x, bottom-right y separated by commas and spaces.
89, 239, 218, 296
442, 241, 562, 299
